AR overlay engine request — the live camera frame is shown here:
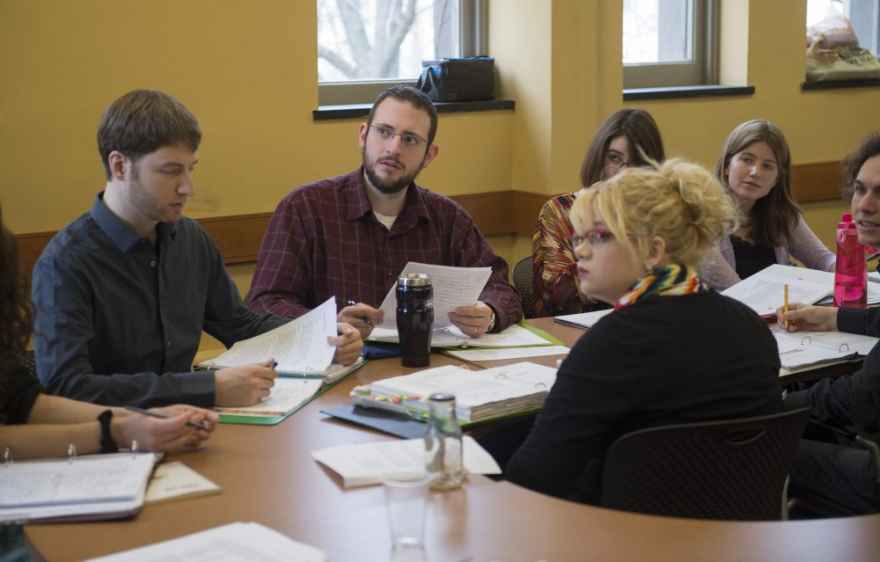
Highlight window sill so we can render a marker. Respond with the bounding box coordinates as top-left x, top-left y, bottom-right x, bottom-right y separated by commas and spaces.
313, 99, 515, 121
623, 85, 755, 101
801, 78, 880, 91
